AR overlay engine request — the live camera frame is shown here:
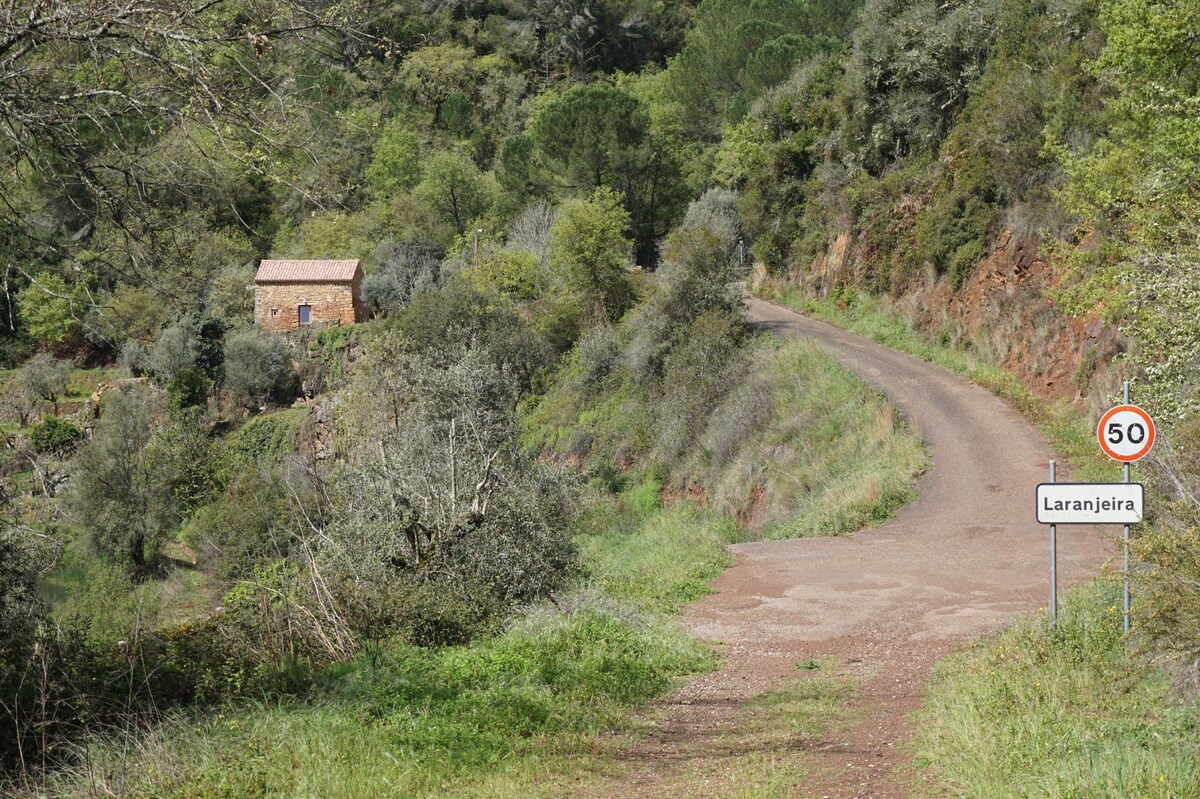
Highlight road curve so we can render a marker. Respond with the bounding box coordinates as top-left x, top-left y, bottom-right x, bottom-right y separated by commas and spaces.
606, 297, 1113, 799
